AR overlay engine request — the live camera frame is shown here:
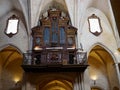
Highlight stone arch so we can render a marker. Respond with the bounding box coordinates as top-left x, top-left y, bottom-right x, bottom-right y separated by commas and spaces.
87, 42, 117, 63
0, 44, 23, 54
26, 72, 75, 90
40, 79, 72, 90
0, 44, 23, 90
88, 43, 119, 90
